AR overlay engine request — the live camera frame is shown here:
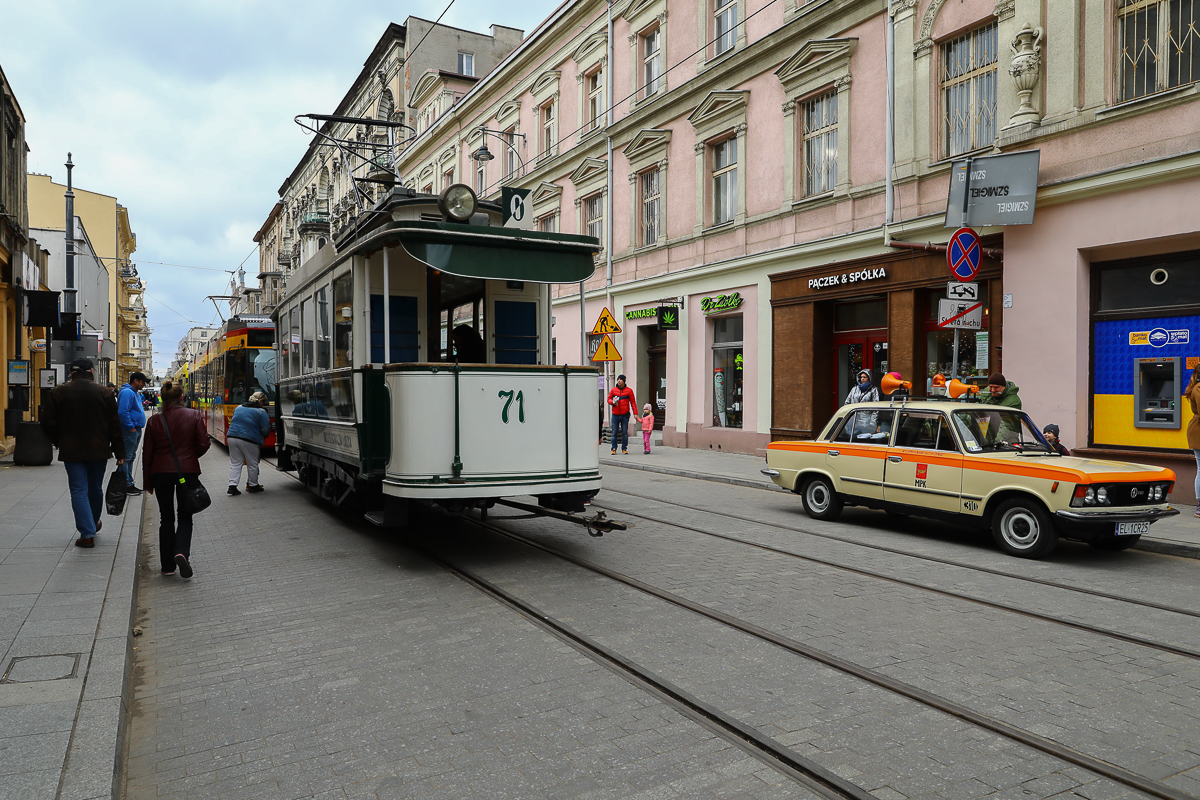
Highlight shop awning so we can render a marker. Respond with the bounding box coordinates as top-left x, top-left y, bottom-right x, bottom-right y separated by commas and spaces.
352, 221, 600, 284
